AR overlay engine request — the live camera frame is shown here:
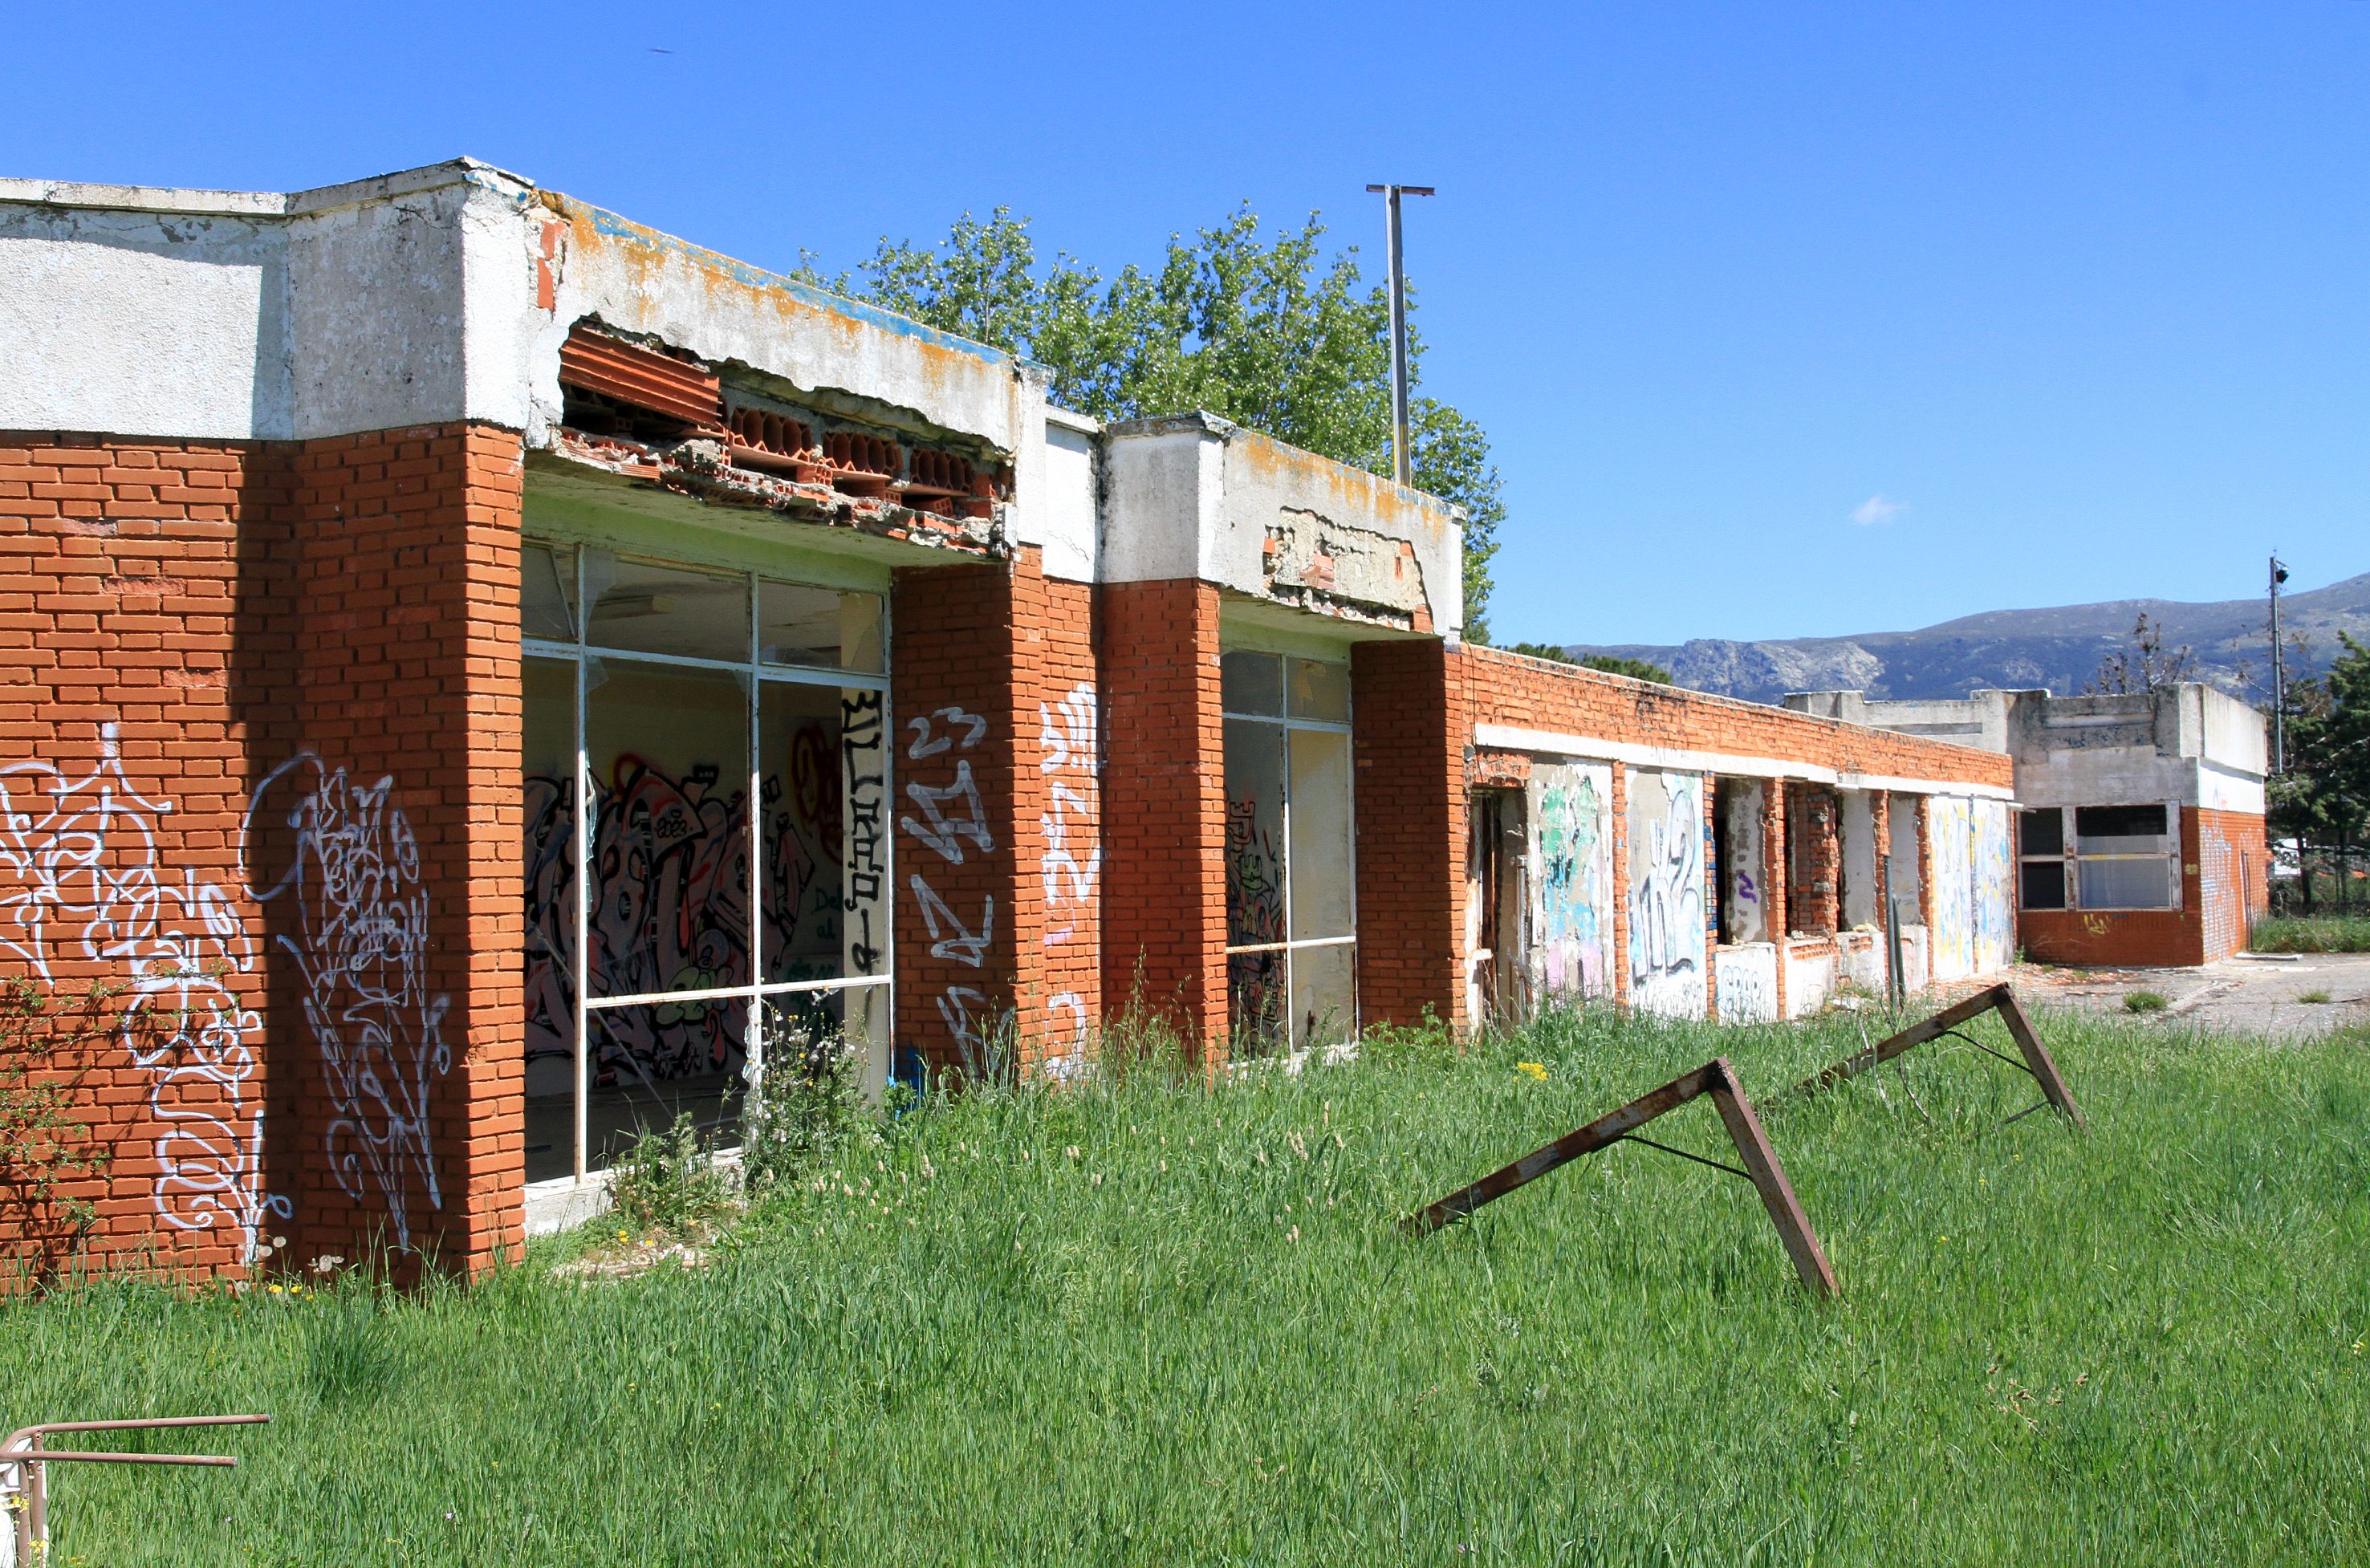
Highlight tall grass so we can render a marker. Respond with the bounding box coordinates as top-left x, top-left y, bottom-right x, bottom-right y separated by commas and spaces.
2251, 915, 2370, 953
4, 1005, 2366, 1565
